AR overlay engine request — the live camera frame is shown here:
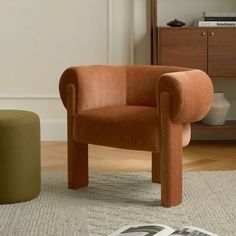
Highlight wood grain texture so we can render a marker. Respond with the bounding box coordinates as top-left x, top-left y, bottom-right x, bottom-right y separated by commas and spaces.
208, 28, 236, 77
157, 27, 236, 78
41, 141, 236, 172
159, 28, 208, 72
